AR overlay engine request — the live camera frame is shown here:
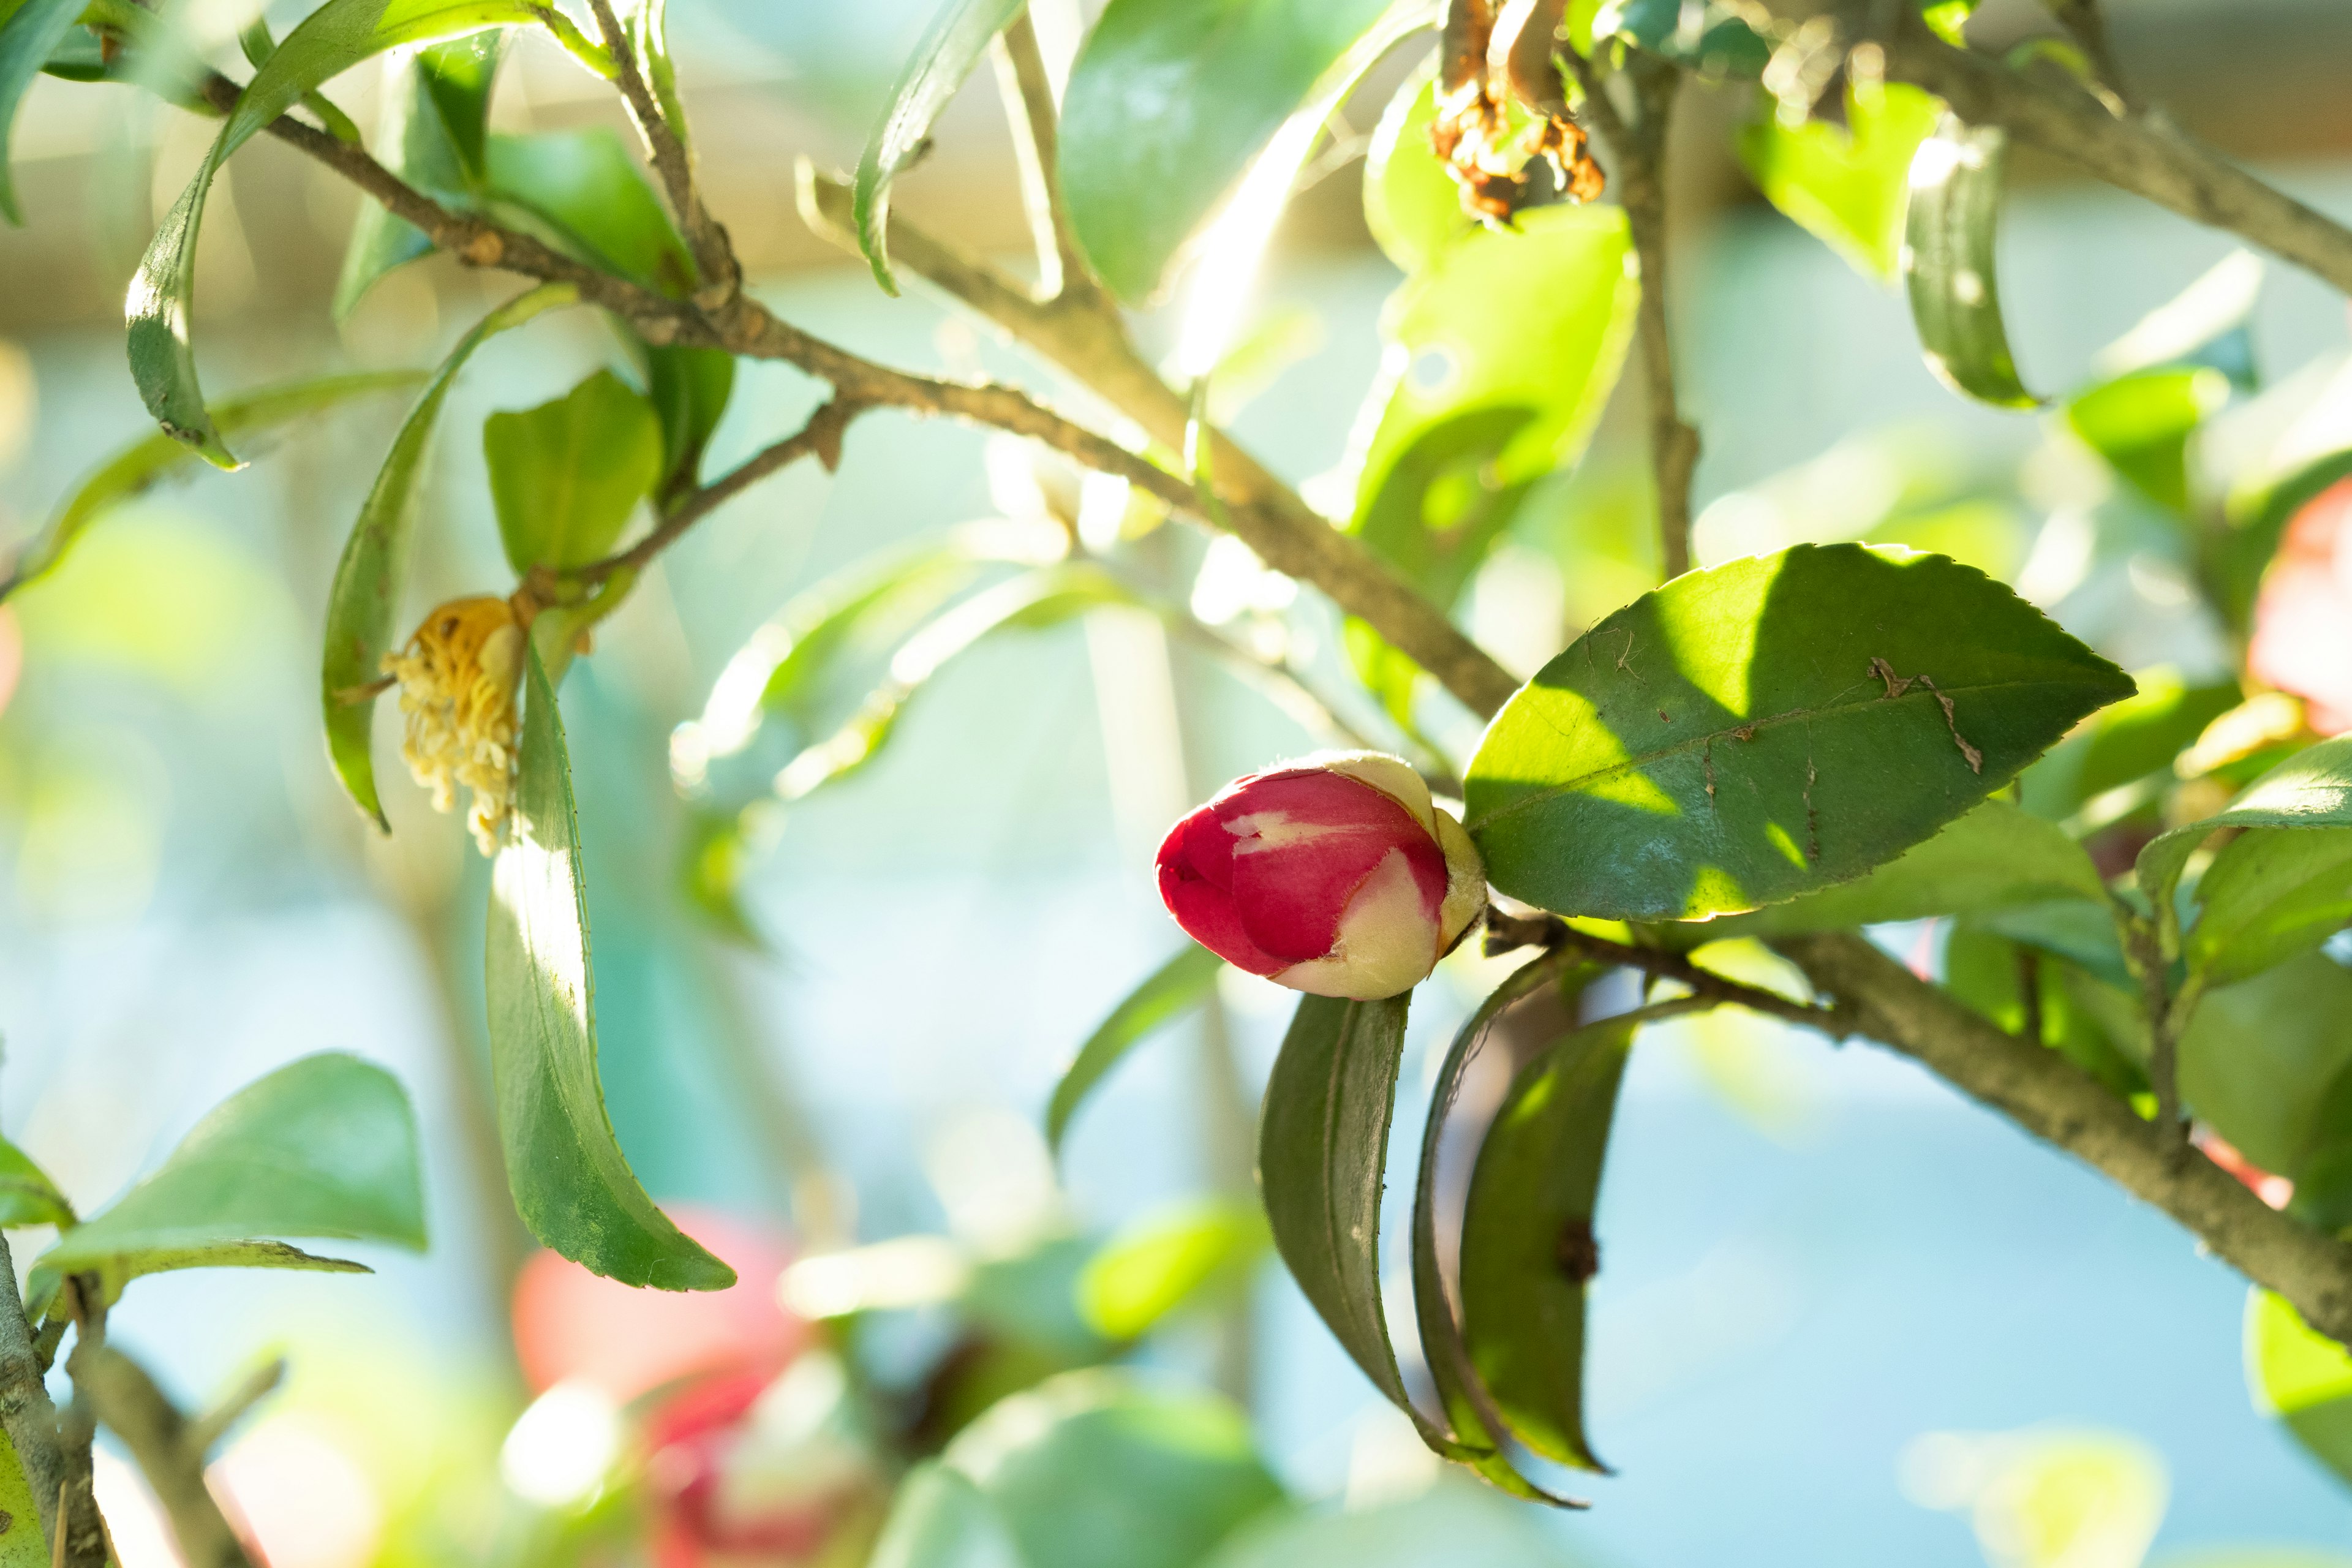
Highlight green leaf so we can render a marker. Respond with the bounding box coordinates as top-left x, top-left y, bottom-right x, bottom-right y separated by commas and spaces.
643, 344, 733, 500
2187, 828, 2352, 988
1737, 80, 1942, 282
2019, 666, 2239, 821
2247, 1287, 2352, 1490
1943, 925, 2146, 1099
1362, 64, 1468, 276
0, 1427, 45, 1568
936, 1371, 1288, 1568
483, 368, 663, 573
39, 1053, 425, 1295
611, 0, 685, 150
0, 1136, 70, 1229
486, 644, 736, 1291
1257, 993, 1423, 1422
335, 31, 505, 317
2, 370, 422, 605
1703, 798, 2106, 937
1077, 1197, 1268, 1342
1461, 1014, 1636, 1473
2066, 367, 2231, 518
1059, 0, 1394, 302
2177, 951, 2352, 1180
0, 0, 83, 223
868, 1462, 1027, 1568
1047, 946, 1224, 1156
127, 0, 554, 466
1466, 543, 2135, 921
2138, 736, 2352, 954
483, 127, 696, 293
852, 0, 1025, 295
1903, 112, 2041, 409
322, 284, 578, 829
